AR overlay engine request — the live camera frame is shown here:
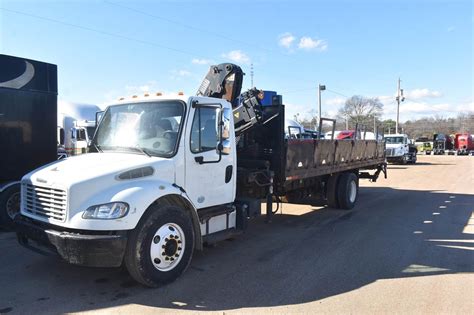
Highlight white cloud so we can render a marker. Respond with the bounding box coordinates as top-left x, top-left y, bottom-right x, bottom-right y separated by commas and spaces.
221, 50, 250, 64
405, 88, 442, 100
298, 36, 328, 51
278, 32, 295, 49
192, 58, 214, 65
325, 97, 346, 106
